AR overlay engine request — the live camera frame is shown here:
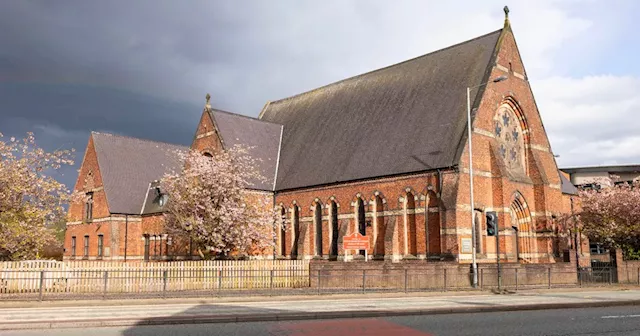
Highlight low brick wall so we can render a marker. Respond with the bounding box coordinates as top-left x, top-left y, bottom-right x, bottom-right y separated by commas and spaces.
310, 254, 578, 290
612, 249, 640, 284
